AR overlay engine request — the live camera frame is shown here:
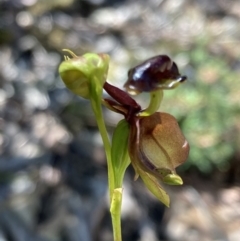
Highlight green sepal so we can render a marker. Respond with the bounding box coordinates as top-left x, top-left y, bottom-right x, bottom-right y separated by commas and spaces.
111, 120, 131, 187
156, 168, 183, 185
137, 167, 170, 207
163, 173, 183, 185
